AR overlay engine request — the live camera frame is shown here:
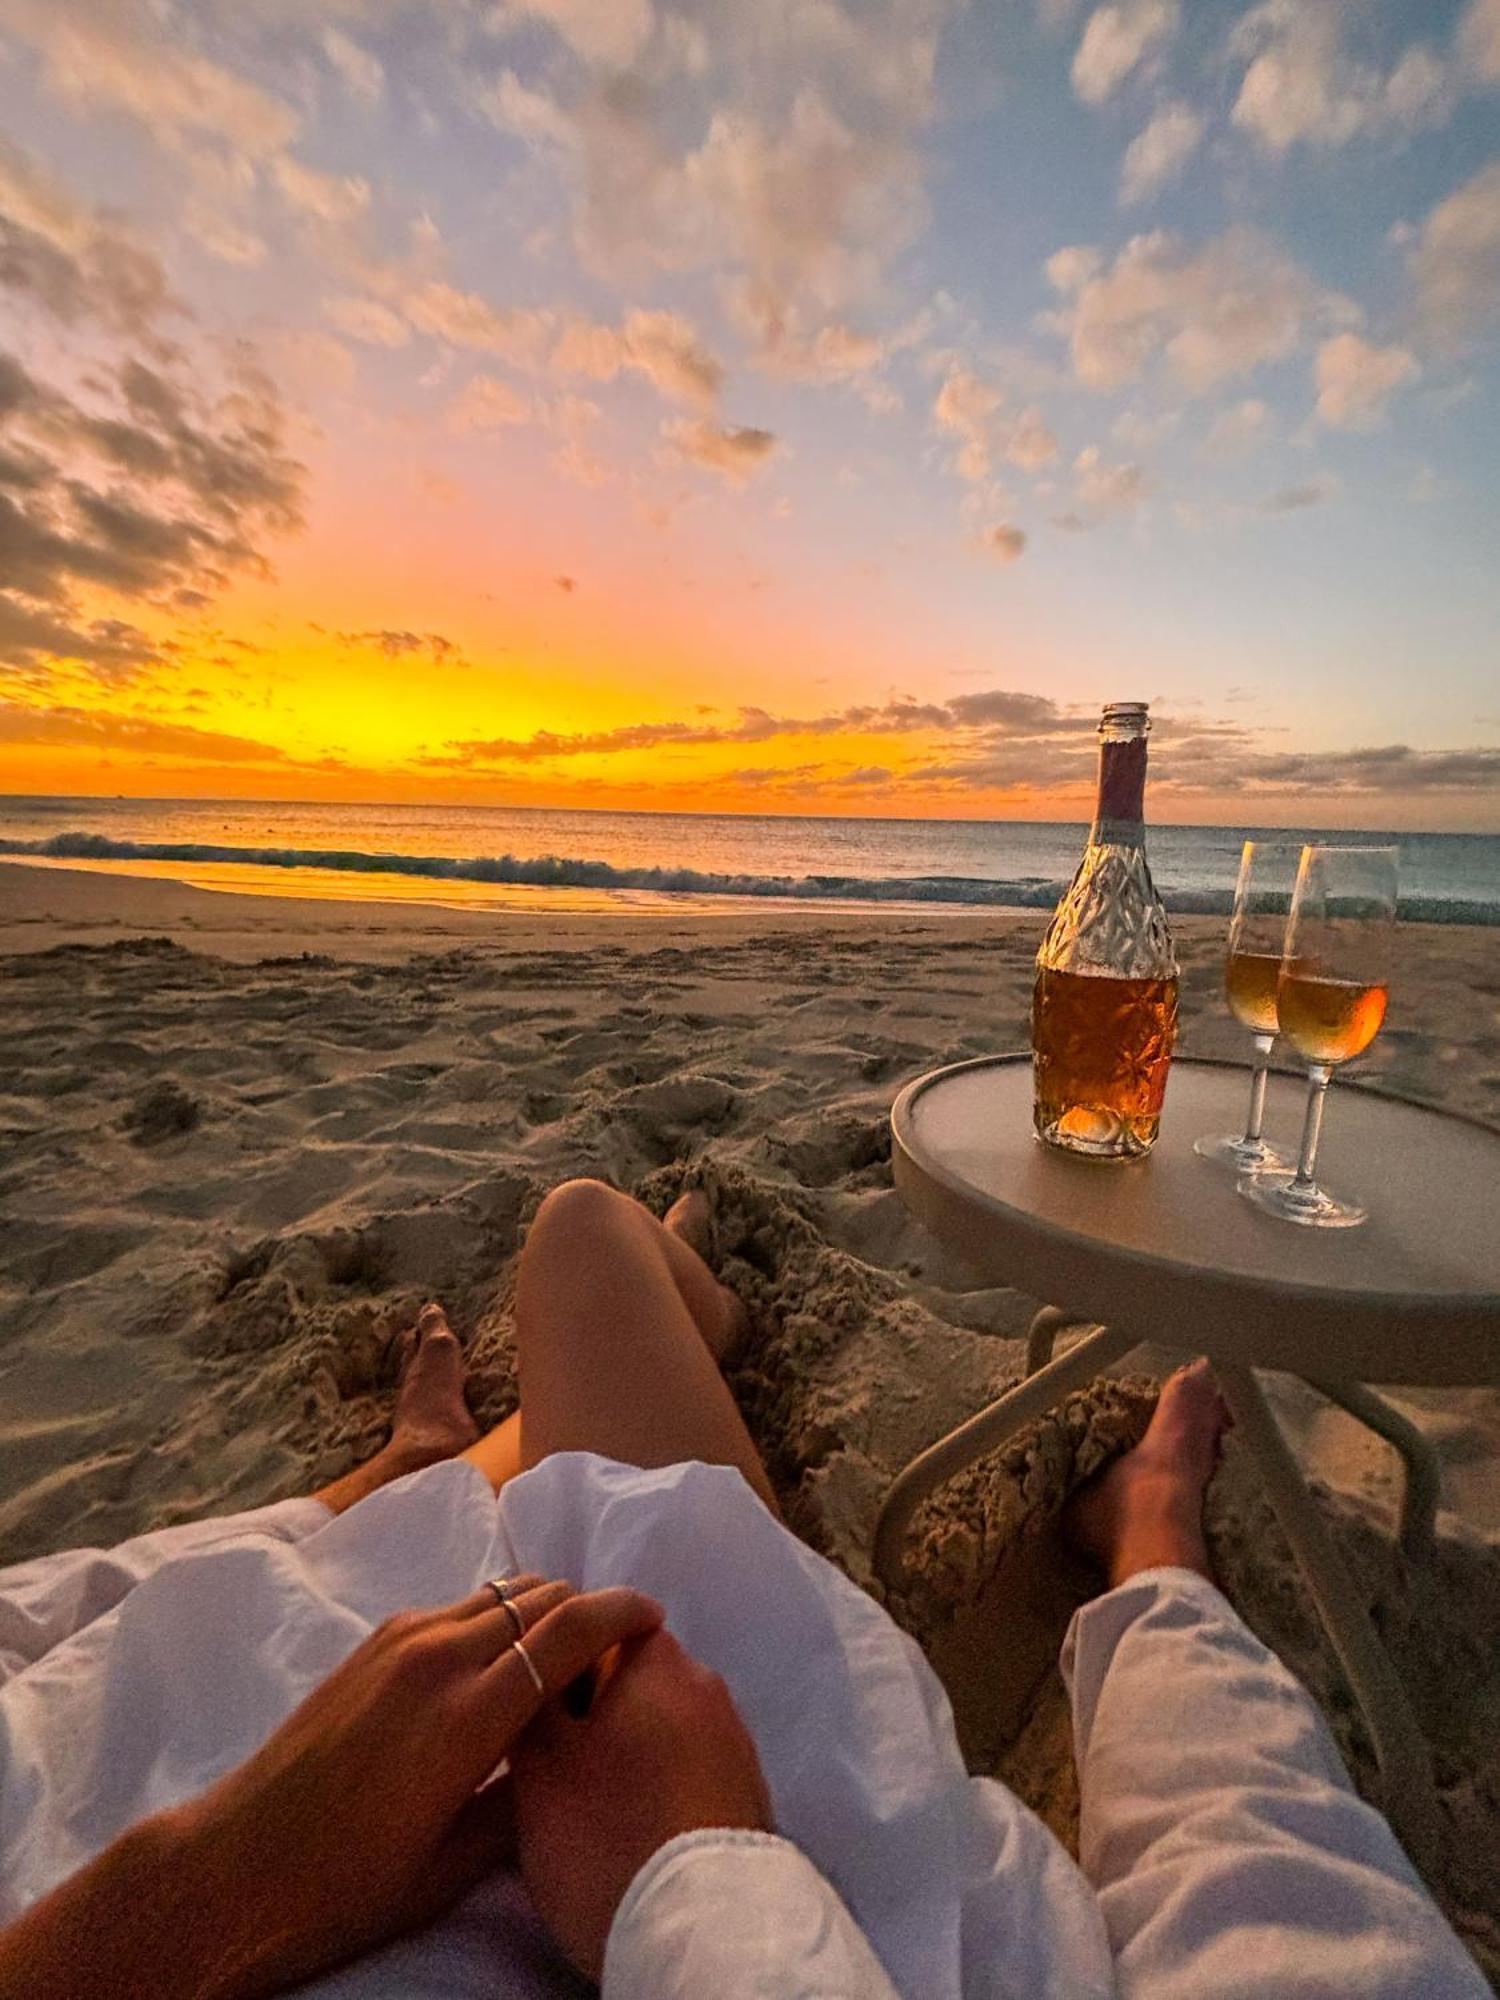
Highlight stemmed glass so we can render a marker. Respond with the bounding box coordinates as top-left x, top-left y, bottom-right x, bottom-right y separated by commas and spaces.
1241, 844, 1399, 1229
1195, 839, 1300, 1175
